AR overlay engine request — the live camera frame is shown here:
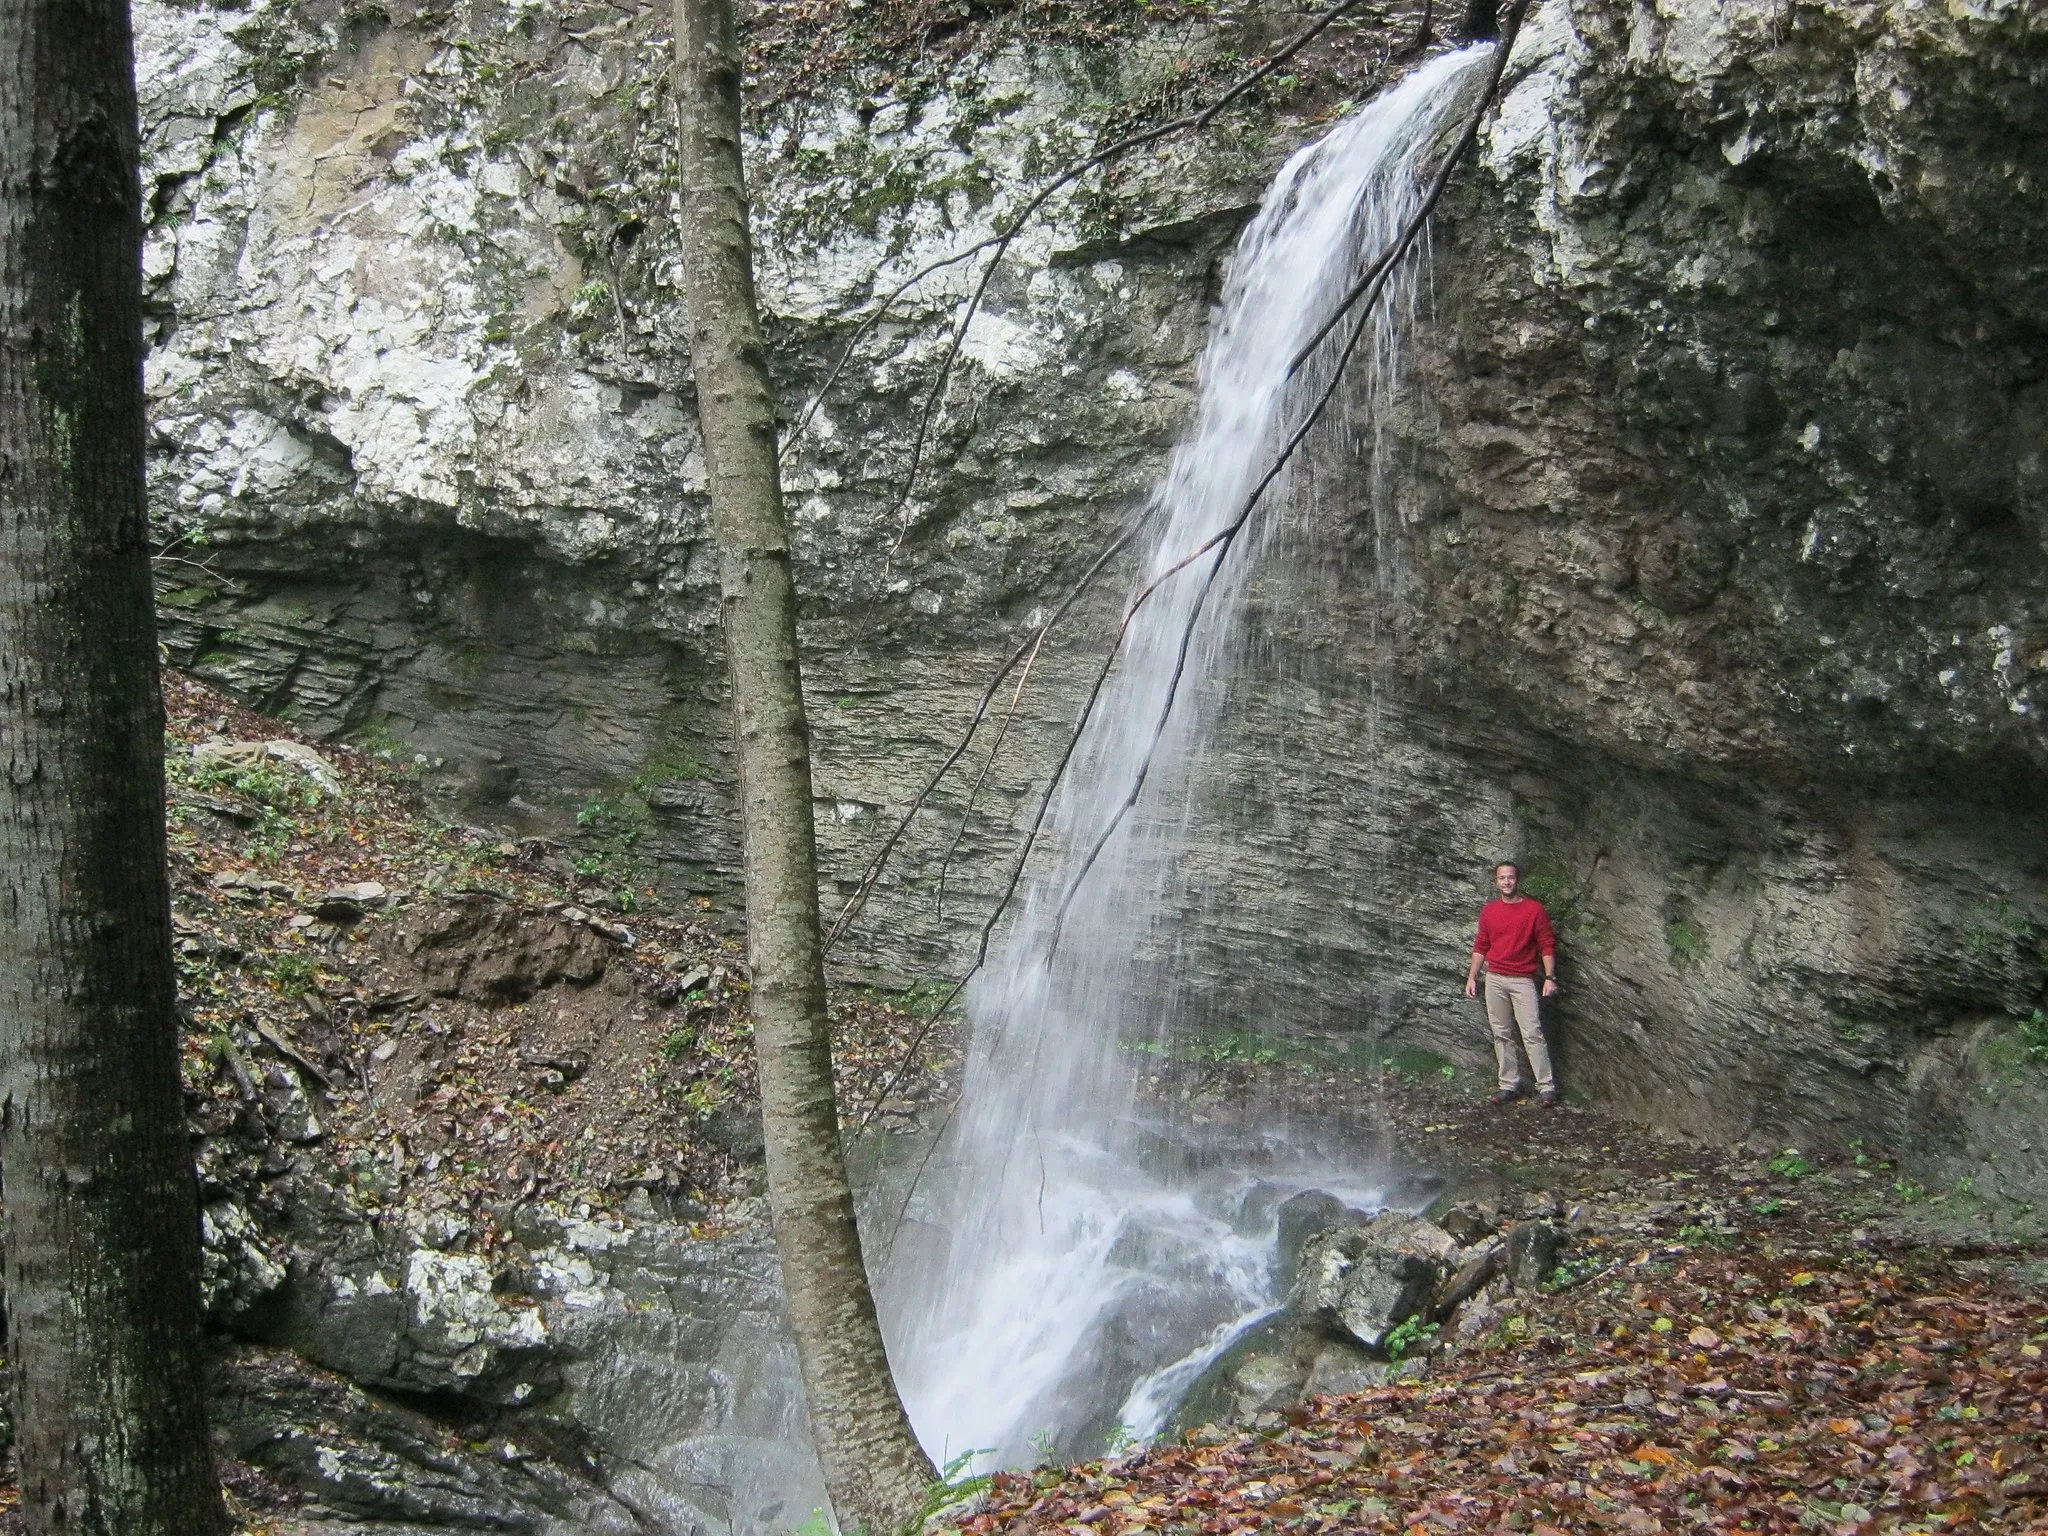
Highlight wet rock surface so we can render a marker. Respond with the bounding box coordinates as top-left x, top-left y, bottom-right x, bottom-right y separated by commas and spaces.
1294, 1212, 1457, 1352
